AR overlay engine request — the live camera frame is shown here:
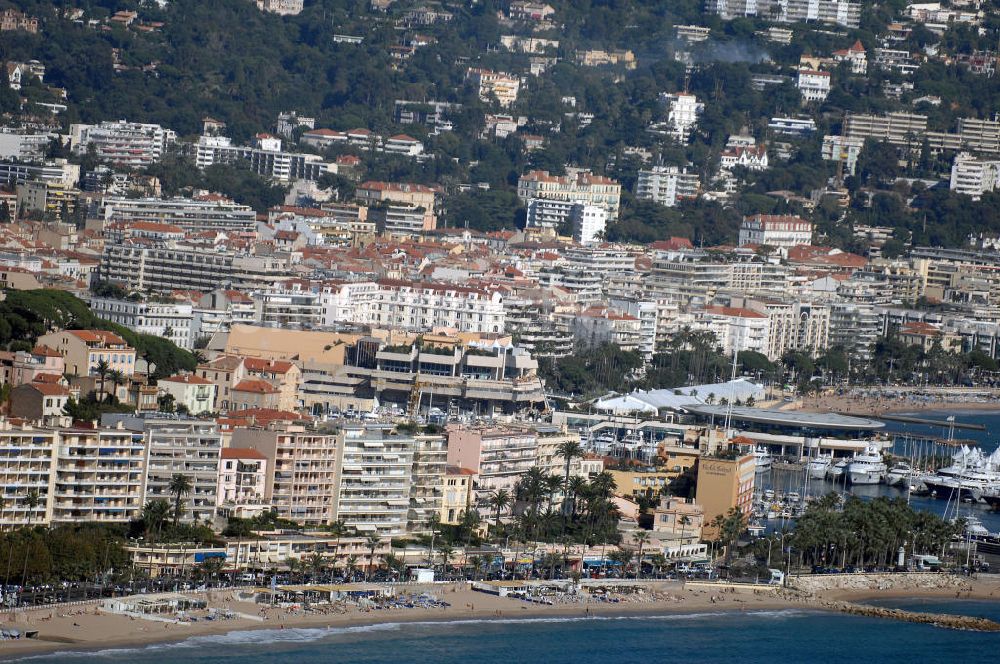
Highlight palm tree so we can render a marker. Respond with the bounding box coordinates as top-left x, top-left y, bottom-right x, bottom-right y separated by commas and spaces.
326, 519, 348, 573
20, 490, 40, 590
107, 369, 125, 403
439, 544, 454, 578
632, 530, 650, 579
384, 553, 406, 579
544, 474, 563, 515
141, 499, 172, 541
345, 555, 359, 581
556, 440, 583, 516
168, 474, 193, 528
364, 535, 381, 582
305, 552, 325, 581
542, 551, 562, 580
467, 555, 485, 581
566, 476, 588, 520
679, 515, 692, 543
488, 489, 511, 533
427, 512, 440, 568
284, 557, 300, 582
95, 358, 110, 401
607, 548, 632, 577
